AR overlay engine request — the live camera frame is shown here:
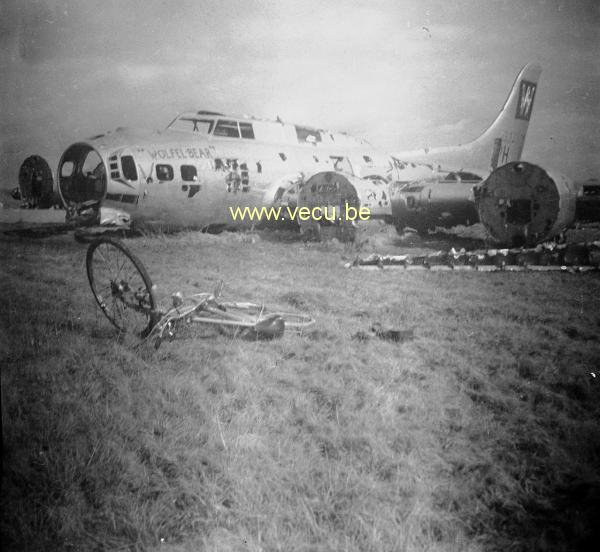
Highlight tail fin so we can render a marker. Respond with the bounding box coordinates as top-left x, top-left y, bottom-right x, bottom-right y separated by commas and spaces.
473, 62, 542, 168
396, 63, 542, 174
